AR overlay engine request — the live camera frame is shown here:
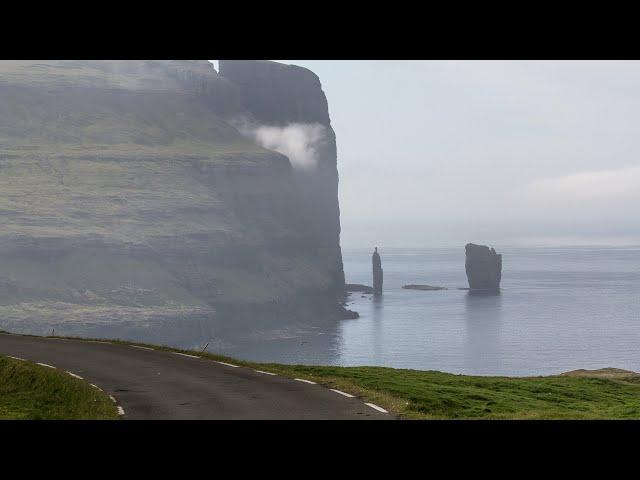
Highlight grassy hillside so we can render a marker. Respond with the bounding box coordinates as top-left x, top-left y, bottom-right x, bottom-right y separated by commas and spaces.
0, 61, 219, 91
0, 86, 269, 160
0, 61, 291, 249
0, 355, 118, 419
